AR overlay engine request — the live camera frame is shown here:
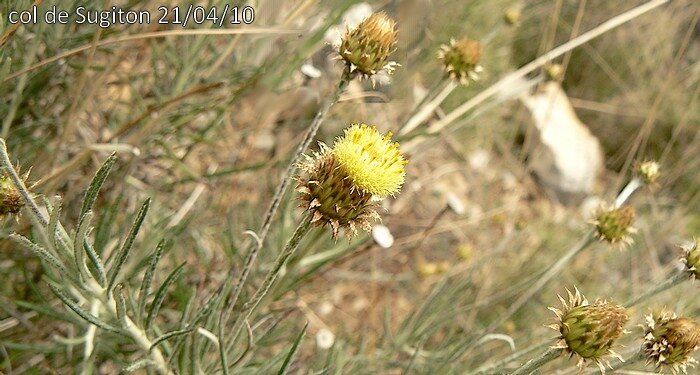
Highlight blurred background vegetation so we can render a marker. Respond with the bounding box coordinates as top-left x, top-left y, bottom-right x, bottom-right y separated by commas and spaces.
0, 0, 698, 373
